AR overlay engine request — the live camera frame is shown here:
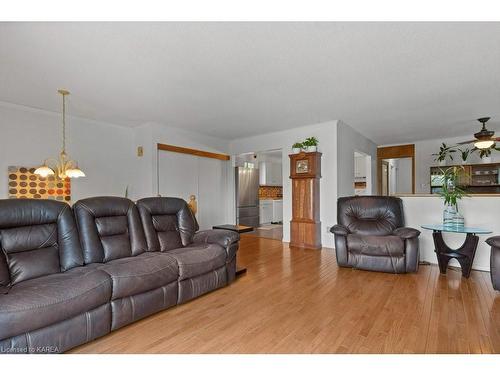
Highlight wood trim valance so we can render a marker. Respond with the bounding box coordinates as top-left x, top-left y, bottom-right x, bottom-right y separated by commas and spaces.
157, 143, 230, 161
